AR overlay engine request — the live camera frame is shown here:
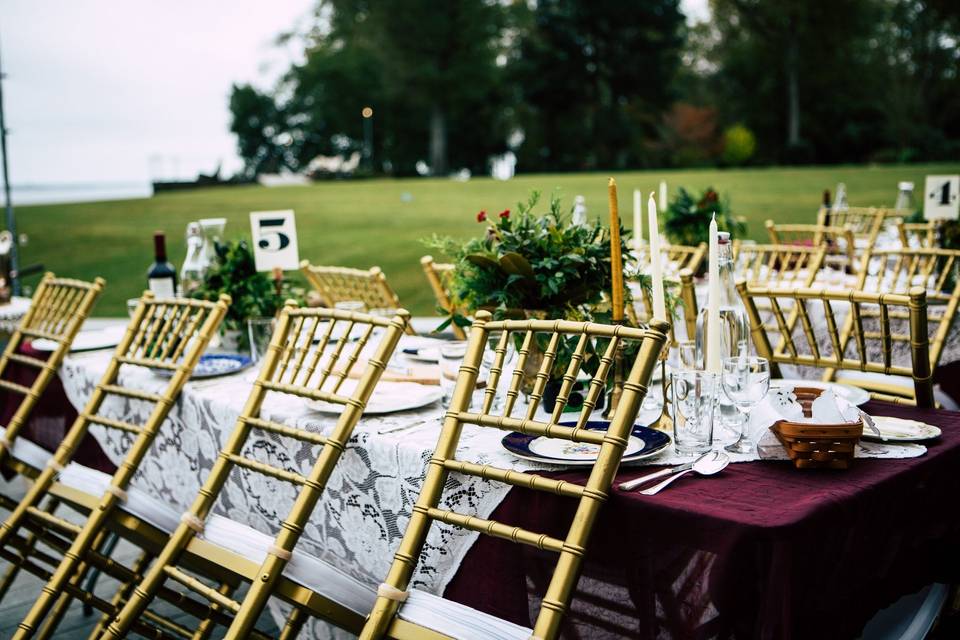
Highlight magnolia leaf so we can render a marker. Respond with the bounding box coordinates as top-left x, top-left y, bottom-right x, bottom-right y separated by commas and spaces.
498, 252, 535, 277
465, 253, 501, 271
